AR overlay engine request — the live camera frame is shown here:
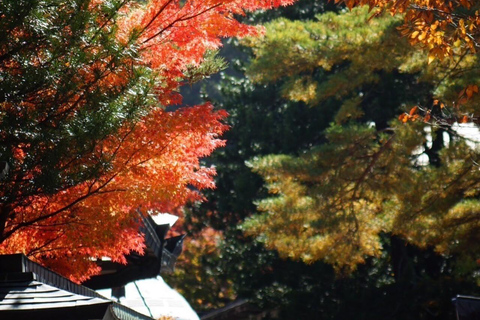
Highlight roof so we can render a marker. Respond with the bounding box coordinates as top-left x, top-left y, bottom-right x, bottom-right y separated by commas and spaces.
98, 276, 199, 320
0, 272, 110, 320
453, 295, 480, 320
0, 254, 153, 320
0, 274, 109, 310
